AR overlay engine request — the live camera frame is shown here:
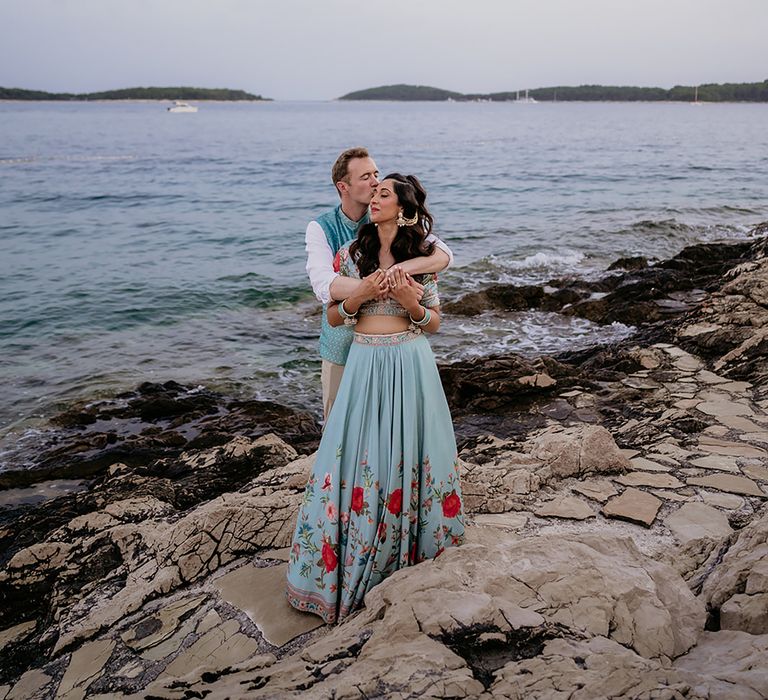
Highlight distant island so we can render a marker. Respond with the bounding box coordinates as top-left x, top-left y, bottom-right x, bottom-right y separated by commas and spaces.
0, 86, 270, 101
339, 81, 768, 102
